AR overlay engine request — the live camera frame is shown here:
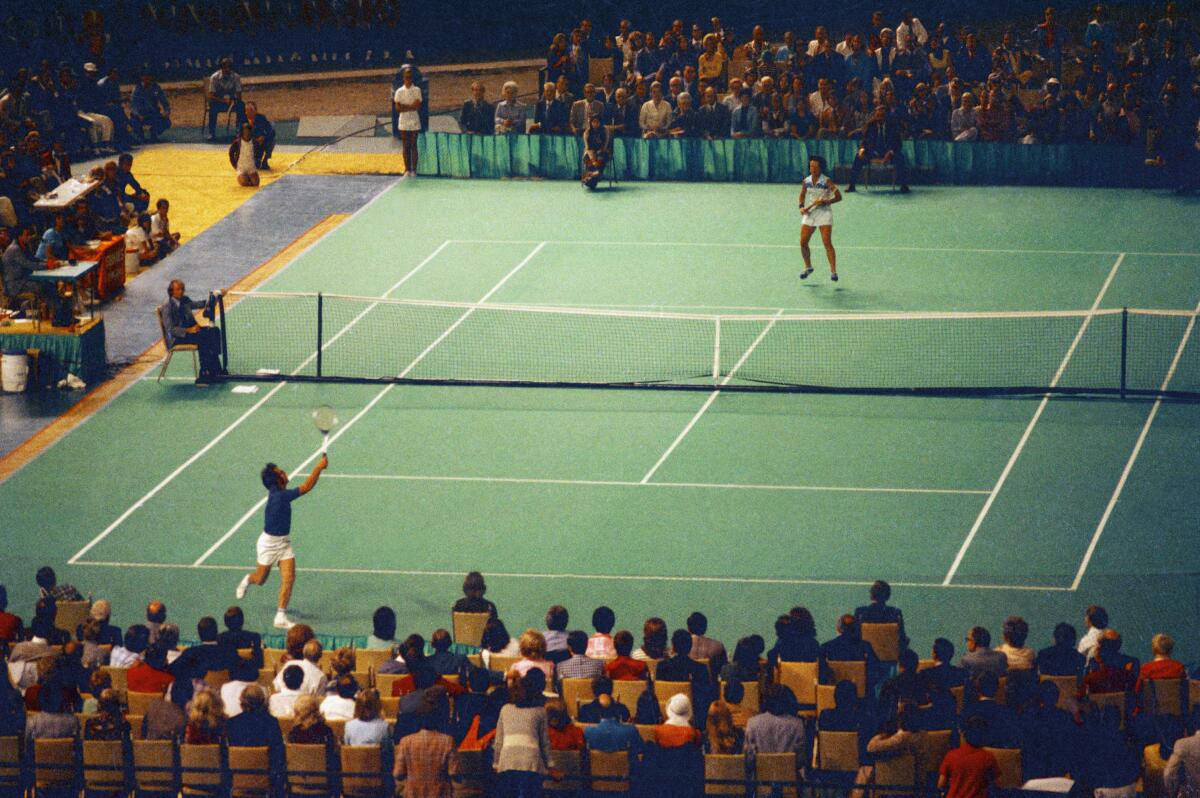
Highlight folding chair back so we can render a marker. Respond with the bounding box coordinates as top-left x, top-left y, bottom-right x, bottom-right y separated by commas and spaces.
754, 751, 798, 797
82, 739, 126, 792
486, 654, 520, 674
545, 748, 583, 793
262, 649, 287, 671
54, 600, 91, 636
815, 730, 859, 772
1039, 675, 1078, 711
815, 684, 837, 716
34, 737, 77, 790
156, 304, 200, 382
132, 738, 177, 793
286, 743, 333, 795
127, 691, 160, 716
560, 678, 594, 720
983, 748, 1022, 789
611, 680, 646, 718
589, 750, 629, 793
373, 673, 405, 697
704, 753, 747, 795
341, 745, 385, 797
228, 746, 271, 798
826, 660, 867, 696
777, 662, 818, 709
180, 743, 223, 795
722, 680, 760, 727
204, 670, 231, 691
923, 730, 954, 778
873, 753, 918, 797
353, 649, 394, 672
452, 612, 490, 648
327, 718, 347, 742
860, 624, 901, 663
654, 680, 692, 705
0, 736, 20, 792
1143, 678, 1187, 716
